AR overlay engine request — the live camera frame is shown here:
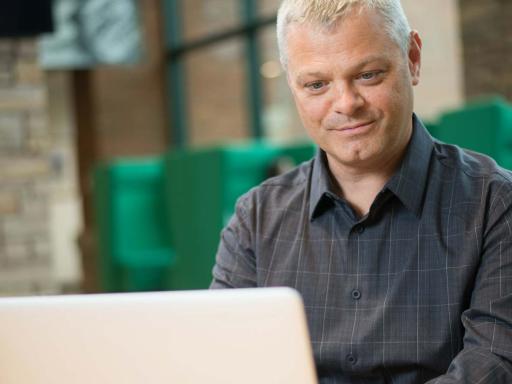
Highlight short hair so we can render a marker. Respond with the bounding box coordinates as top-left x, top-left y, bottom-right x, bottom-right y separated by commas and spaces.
276, 0, 412, 68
